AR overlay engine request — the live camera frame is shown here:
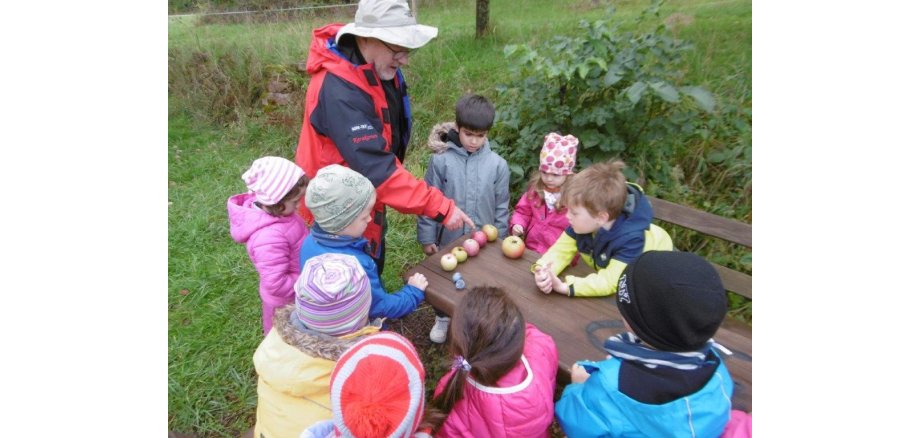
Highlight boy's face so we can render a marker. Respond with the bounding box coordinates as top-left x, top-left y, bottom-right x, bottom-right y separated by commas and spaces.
339, 192, 378, 238
566, 204, 609, 235
458, 128, 488, 153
